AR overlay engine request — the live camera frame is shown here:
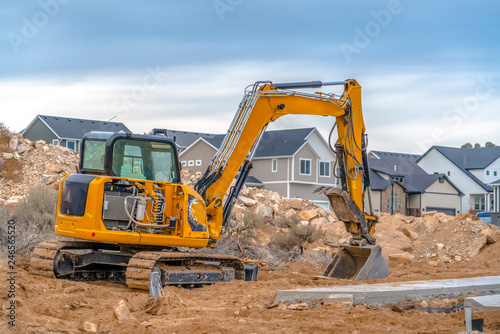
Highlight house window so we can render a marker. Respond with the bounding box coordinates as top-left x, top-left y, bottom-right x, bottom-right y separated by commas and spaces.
319, 161, 330, 177
66, 140, 76, 151
188, 160, 194, 167
272, 159, 278, 172
495, 171, 498, 176
299, 159, 311, 175
487, 171, 490, 176
195, 160, 202, 166
474, 197, 485, 211
52, 139, 60, 146
447, 171, 450, 176
390, 176, 404, 183
386, 194, 401, 210
181, 161, 187, 167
